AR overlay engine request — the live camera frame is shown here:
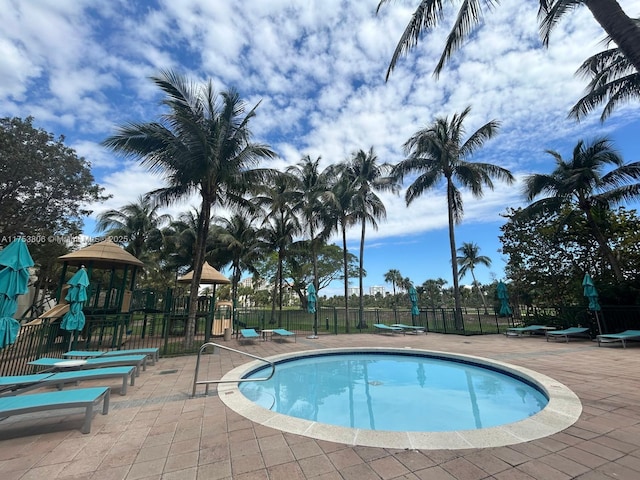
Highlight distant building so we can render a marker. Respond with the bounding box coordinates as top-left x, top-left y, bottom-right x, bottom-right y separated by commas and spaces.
347, 287, 360, 297
369, 285, 386, 297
